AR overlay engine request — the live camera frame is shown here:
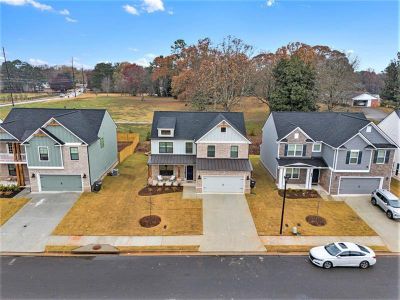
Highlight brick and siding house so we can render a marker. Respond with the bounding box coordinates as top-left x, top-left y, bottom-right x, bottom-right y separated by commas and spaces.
0, 108, 118, 192
148, 111, 252, 194
260, 112, 397, 195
